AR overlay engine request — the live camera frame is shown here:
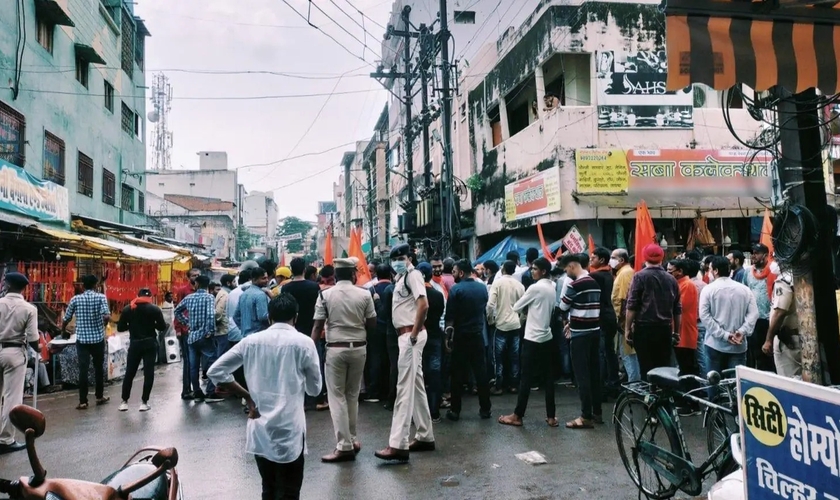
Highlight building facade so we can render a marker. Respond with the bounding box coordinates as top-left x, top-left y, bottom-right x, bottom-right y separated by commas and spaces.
243, 190, 278, 243
0, 0, 150, 227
